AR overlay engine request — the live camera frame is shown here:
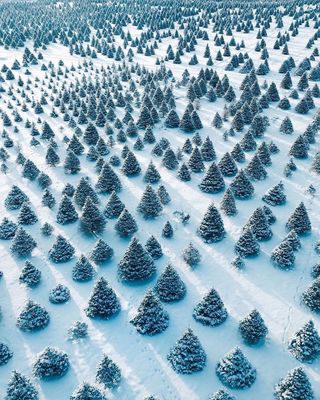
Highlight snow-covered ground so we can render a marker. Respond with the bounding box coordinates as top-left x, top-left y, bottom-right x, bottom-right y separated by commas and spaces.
0, 8, 320, 400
